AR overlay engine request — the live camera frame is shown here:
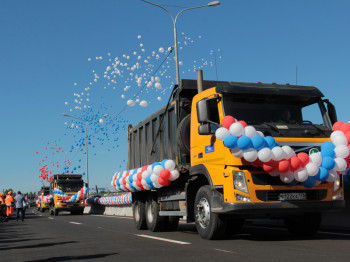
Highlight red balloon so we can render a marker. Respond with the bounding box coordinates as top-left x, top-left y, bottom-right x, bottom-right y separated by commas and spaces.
263, 160, 277, 173
159, 169, 171, 180
278, 160, 291, 173
344, 155, 350, 168
137, 172, 142, 181
222, 116, 236, 129
136, 180, 144, 190
333, 121, 344, 131
340, 123, 350, 134
158, 176, 170, 186
141, 166, 148, 172
290, 156, 301, 171
238, 120, 248, 128
297, 152, 309, 168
